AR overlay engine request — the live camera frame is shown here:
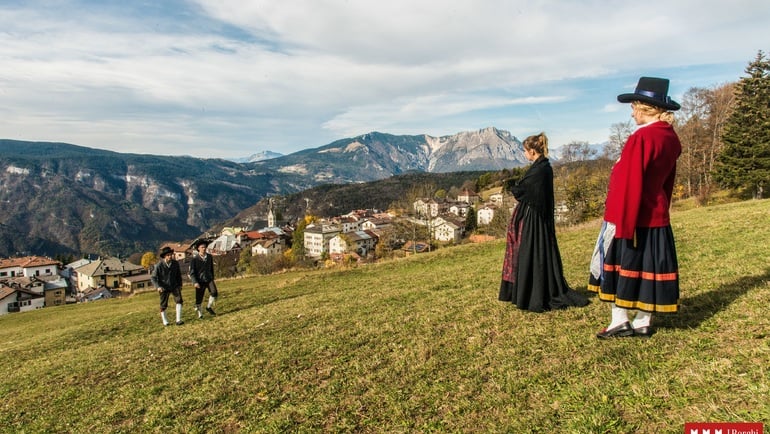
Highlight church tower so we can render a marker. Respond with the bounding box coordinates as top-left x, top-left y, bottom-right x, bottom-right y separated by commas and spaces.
267, 198, 275, 227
